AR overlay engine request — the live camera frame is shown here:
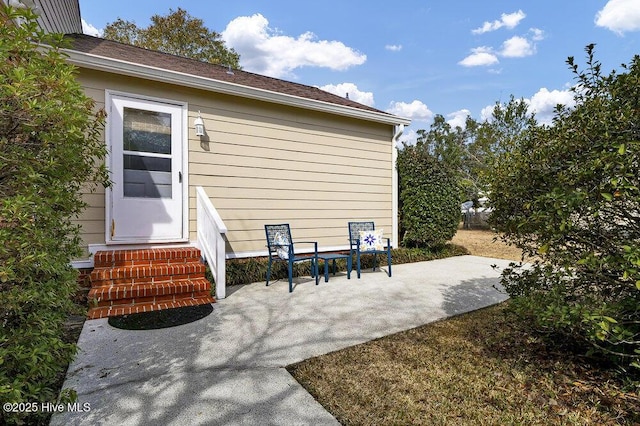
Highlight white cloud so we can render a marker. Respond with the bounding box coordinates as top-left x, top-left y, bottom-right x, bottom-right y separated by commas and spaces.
472, 10, 526, 34
480, 104, 496, 122
459, 47, 499, 67
386, 100, 433, 122
82, 19, 102, 37
501, 10, 527, 29
526, 87, 575, 125
385, 44, 402, 52
500, 36, 535, 58
480, 88, 575, 125
319, 83, 375, 107
447, 109, 471, 129
465, 10, 539, 67
595, 0, 640, 35
529, 28, 545, 41
461, 31, 542, 67
221, 14, 366, 78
